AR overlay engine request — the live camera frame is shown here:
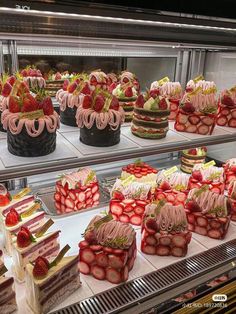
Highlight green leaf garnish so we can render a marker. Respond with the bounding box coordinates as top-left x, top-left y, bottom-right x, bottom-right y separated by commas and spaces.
104, 236, 128, 248
194, 185, 209, 197
0, 265, 8, 276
